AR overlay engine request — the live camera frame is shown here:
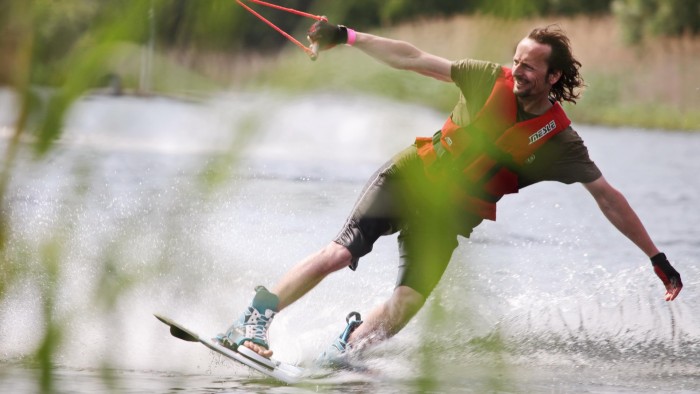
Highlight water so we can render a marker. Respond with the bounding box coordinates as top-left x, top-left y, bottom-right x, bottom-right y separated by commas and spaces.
0, 88, 699, 393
